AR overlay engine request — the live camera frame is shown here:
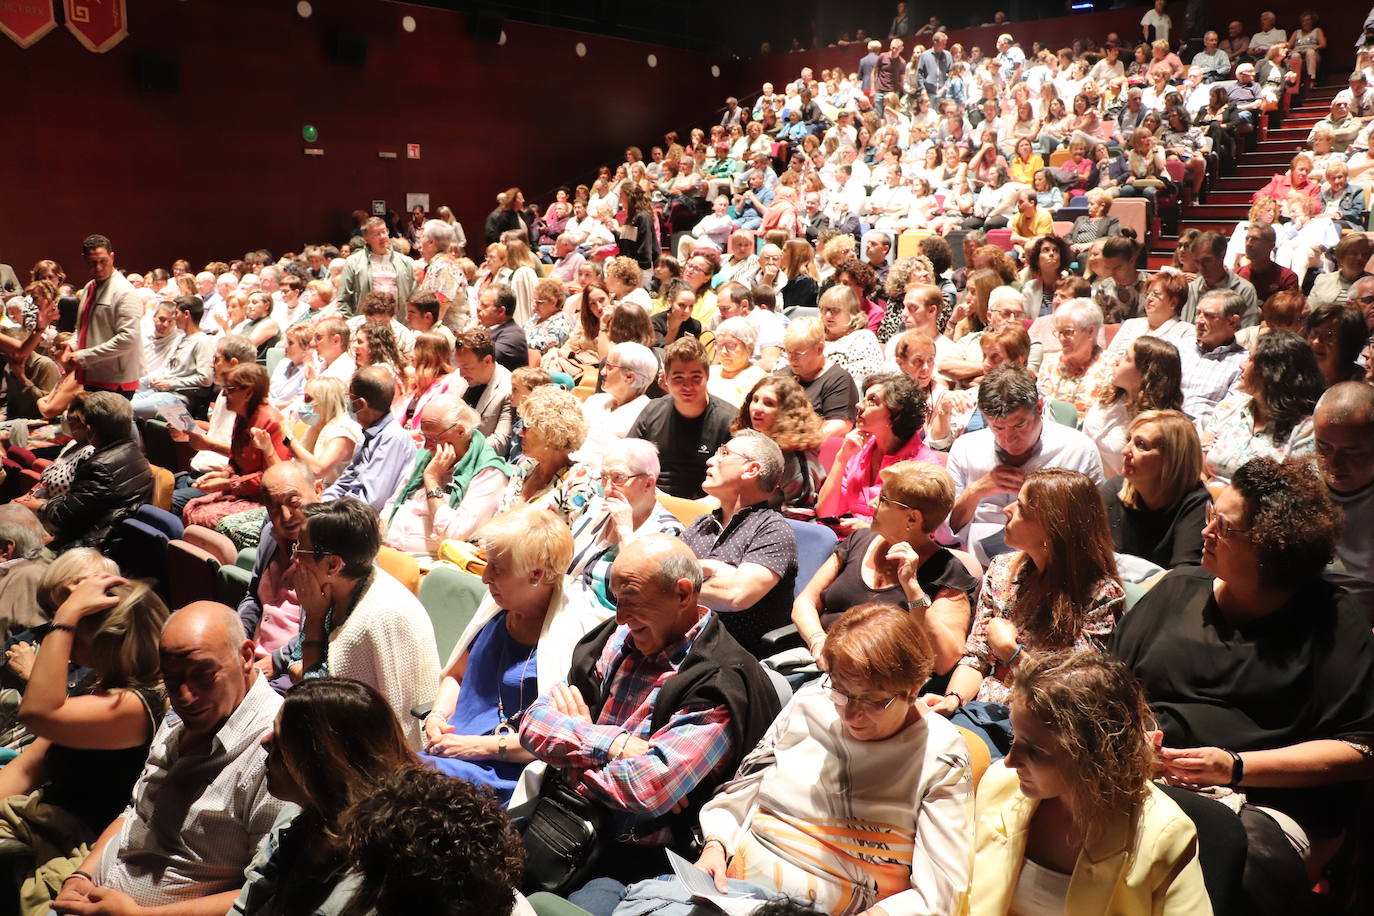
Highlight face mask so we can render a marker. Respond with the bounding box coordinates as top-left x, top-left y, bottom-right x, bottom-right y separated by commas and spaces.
298, 402, 318, 426
346, 400, 359, 421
